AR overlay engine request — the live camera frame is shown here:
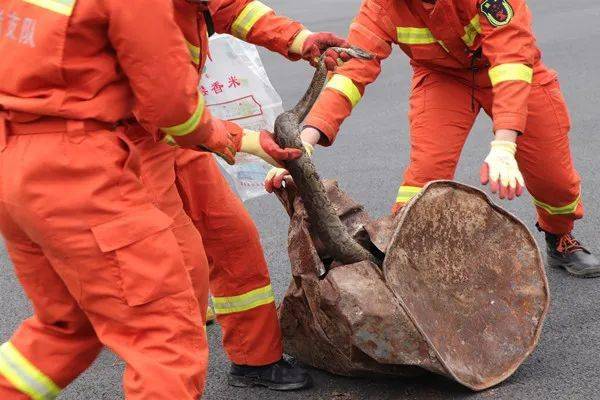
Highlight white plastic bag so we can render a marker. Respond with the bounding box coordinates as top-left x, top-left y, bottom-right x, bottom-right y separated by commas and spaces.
201, 34, 284, 201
